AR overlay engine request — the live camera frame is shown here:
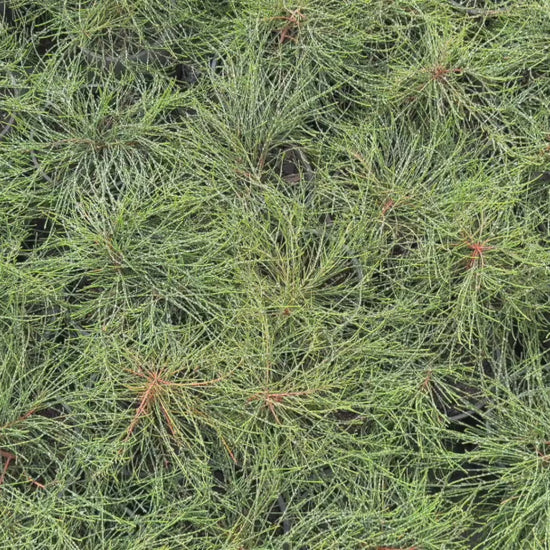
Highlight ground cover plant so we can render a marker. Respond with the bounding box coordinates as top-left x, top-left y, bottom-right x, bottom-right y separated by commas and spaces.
1, 0, 550, 548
